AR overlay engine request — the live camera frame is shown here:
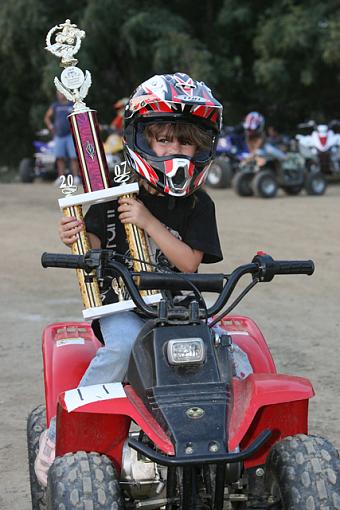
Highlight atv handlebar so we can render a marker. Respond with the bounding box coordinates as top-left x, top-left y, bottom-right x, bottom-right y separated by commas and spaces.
41, 251, 314, 320
41, 251, 226, 293
41, 253, 86, 270
137, 272, 225, 293
269, 260, 314, 275
251, 253, 314, 281
297, 120, 316, 129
